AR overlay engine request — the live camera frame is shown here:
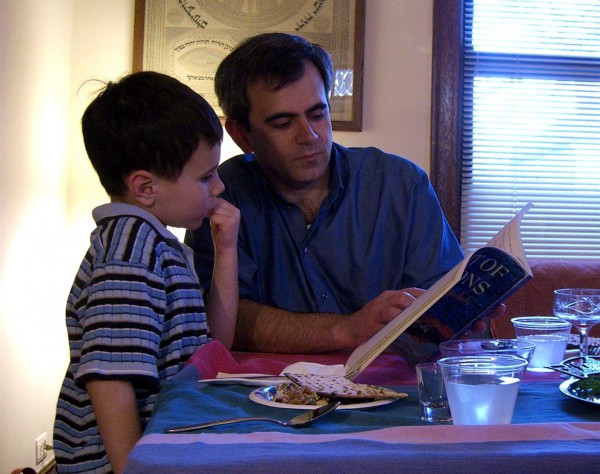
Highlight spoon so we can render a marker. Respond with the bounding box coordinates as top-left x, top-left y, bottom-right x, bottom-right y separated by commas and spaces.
164, 401, 341, 433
